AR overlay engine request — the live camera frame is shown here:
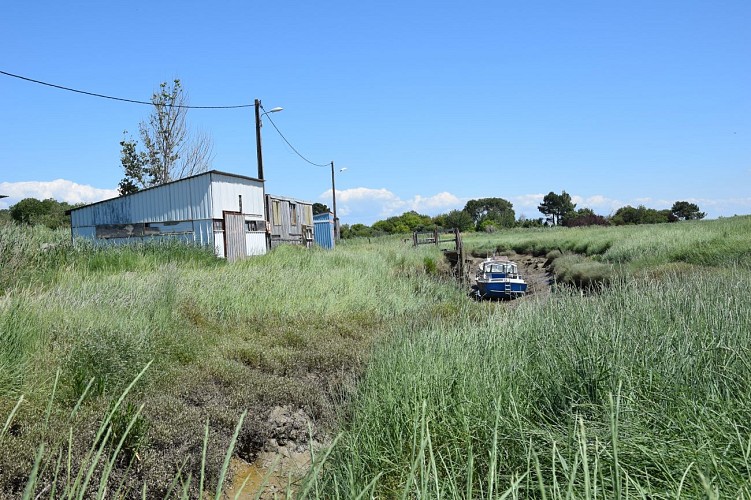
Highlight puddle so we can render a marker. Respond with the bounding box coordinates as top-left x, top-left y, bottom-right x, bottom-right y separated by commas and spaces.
223, 405, 321, 498
224, 450, 311, 499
